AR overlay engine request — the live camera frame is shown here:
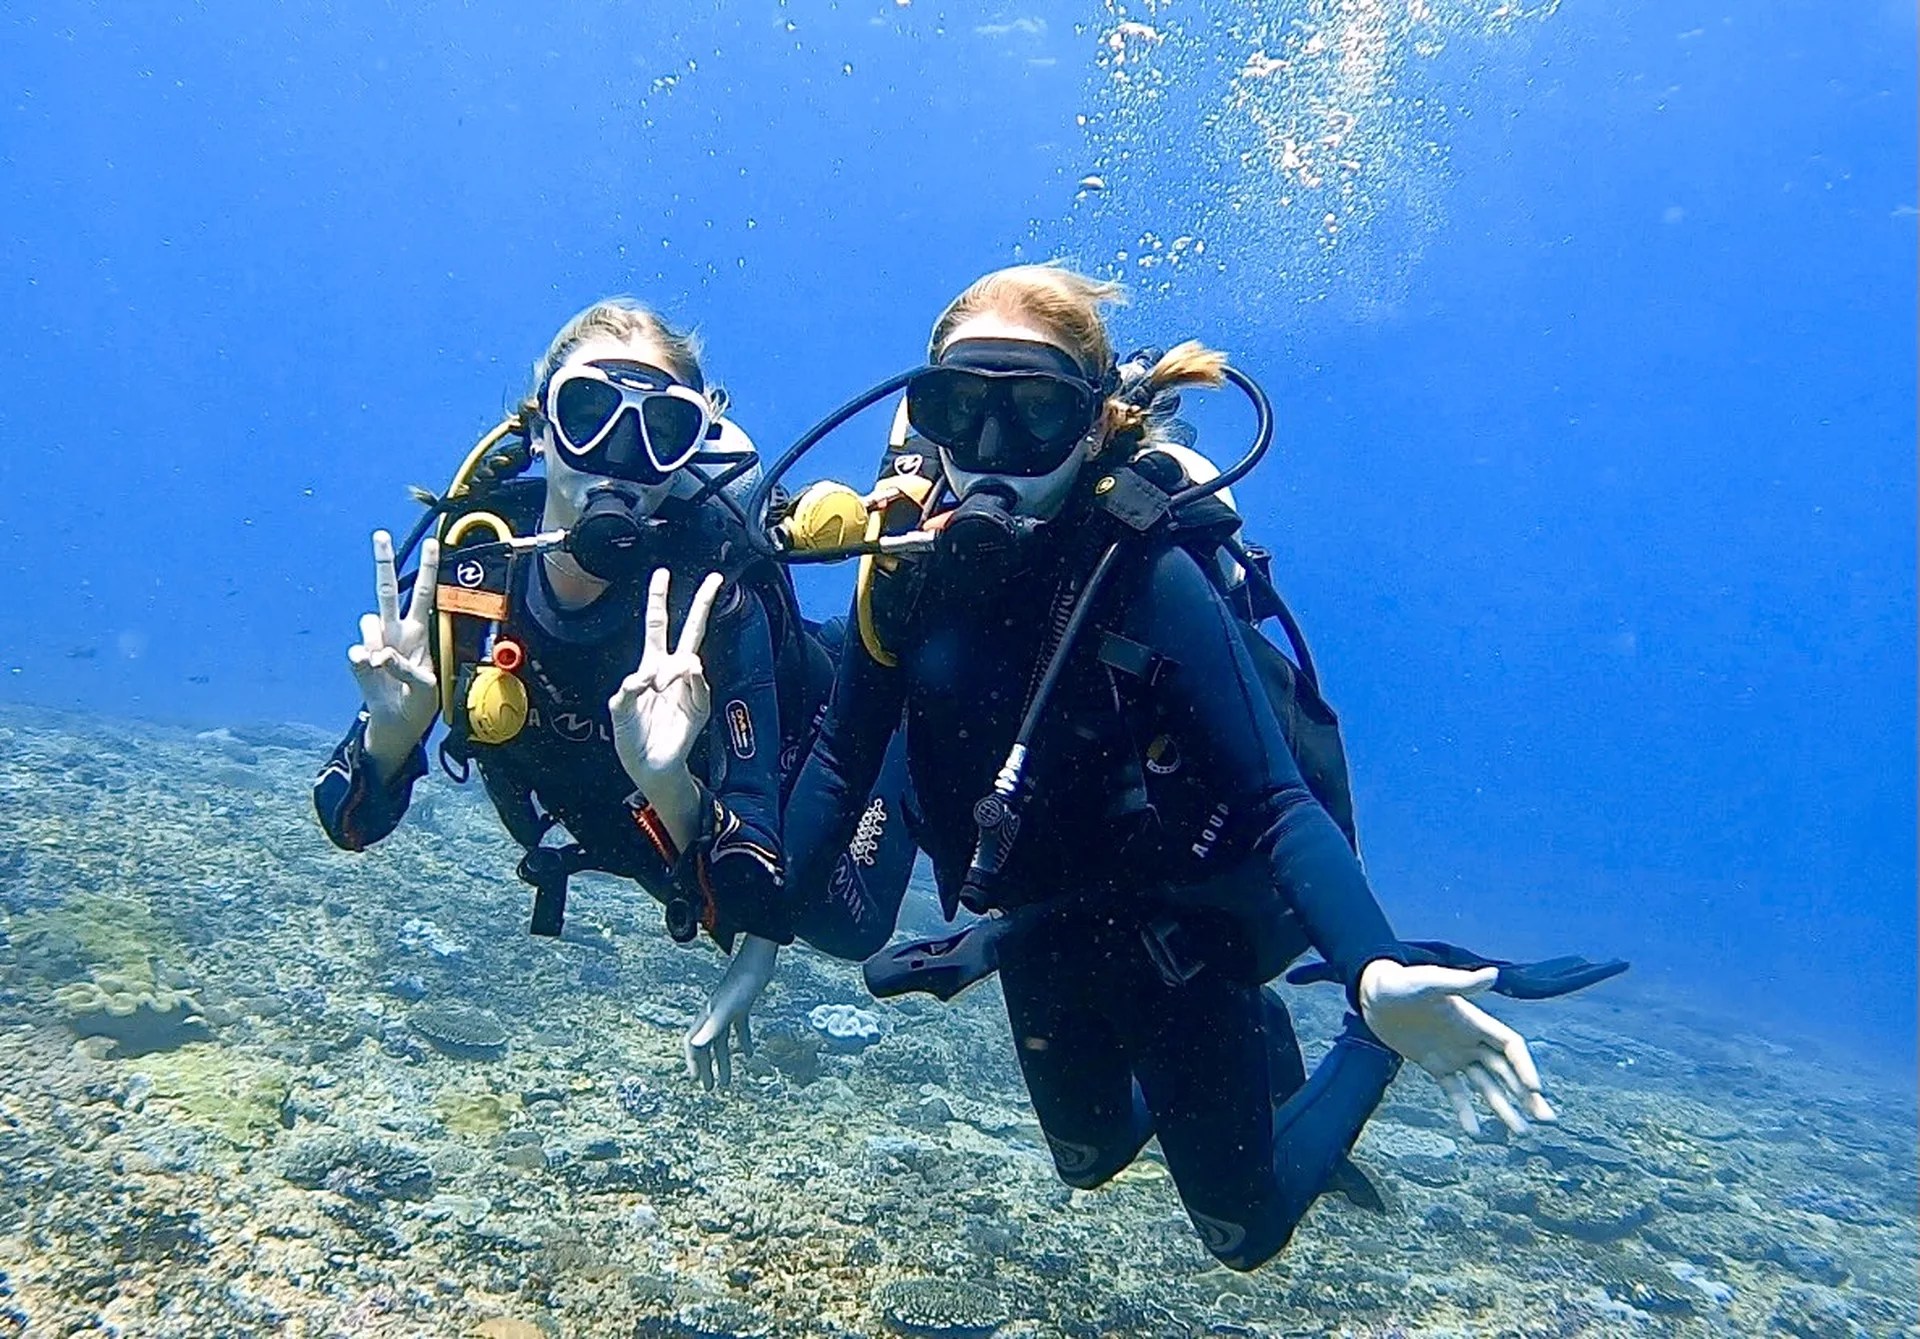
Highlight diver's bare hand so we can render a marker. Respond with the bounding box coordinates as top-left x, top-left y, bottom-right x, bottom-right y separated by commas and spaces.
685, 934, 778, 1090
610, 568, 722, 810
348, 530, 440, 773
1359, 959, 1557, 1137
